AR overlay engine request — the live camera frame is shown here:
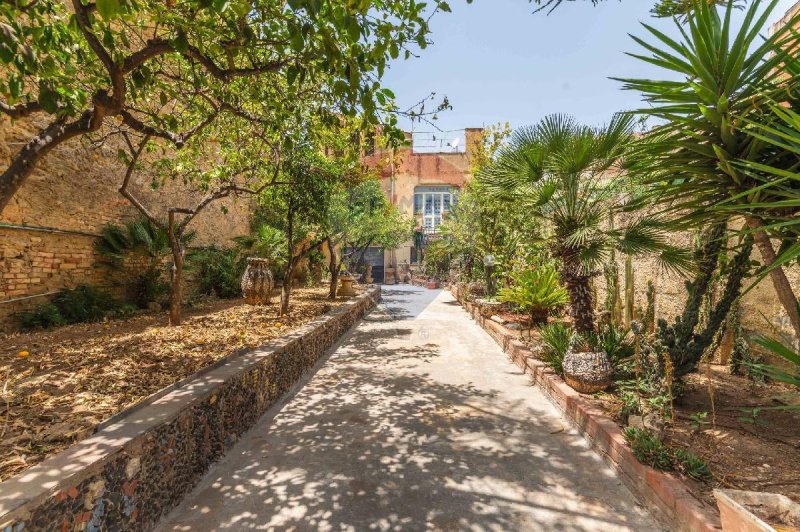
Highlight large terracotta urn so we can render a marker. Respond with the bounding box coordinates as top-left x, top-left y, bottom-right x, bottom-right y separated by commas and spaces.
562, 349, 613, 394
241, 257, 273, 305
